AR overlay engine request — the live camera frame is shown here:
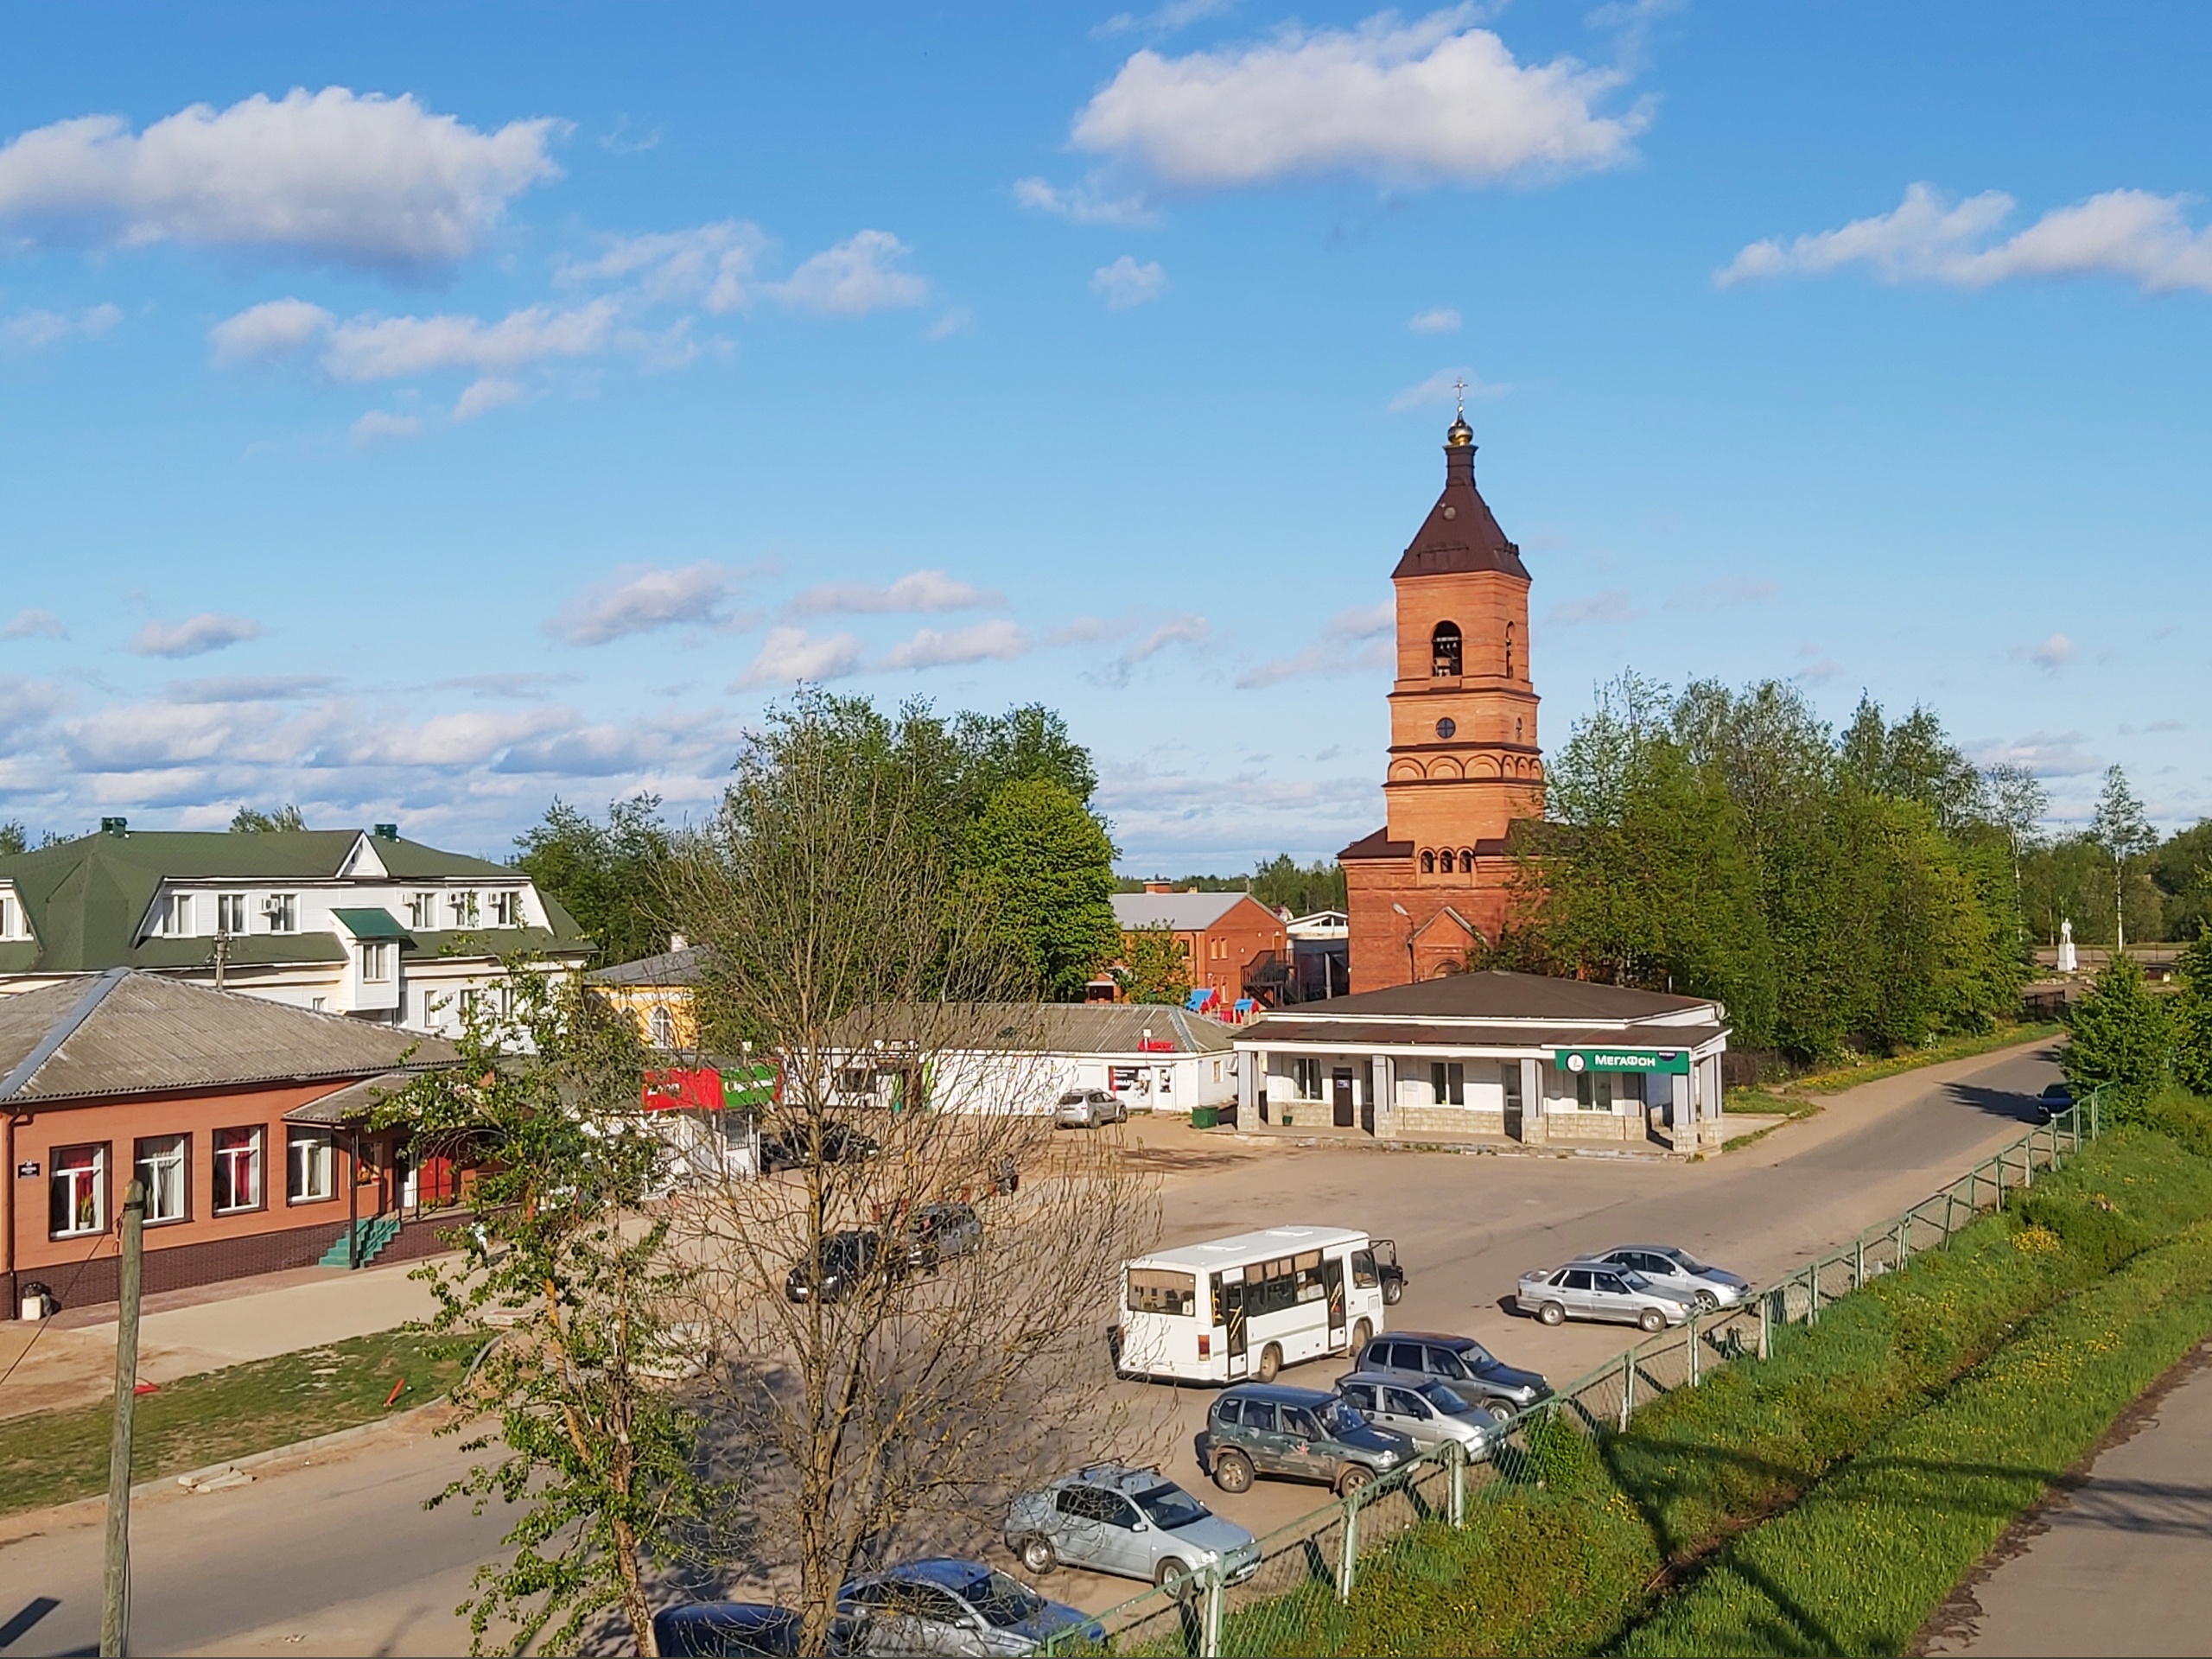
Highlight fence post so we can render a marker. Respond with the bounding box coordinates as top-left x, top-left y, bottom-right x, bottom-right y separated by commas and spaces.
1853, 1236, 1864, 1290
1338, 1492, 1359, 1602
1809, 1263, 1821, 1325
2024, 1134, 2036, 1186
1620, 1349, 1634, 1431
1758, 1288, 1771, 1359
1203, 1565, 1224, 1659
1896, 1219, 1908, 1267
1687, 1313, 1700, 1385
1994, 1154, 2005, 1206
1449, 1439, 1465, 1529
